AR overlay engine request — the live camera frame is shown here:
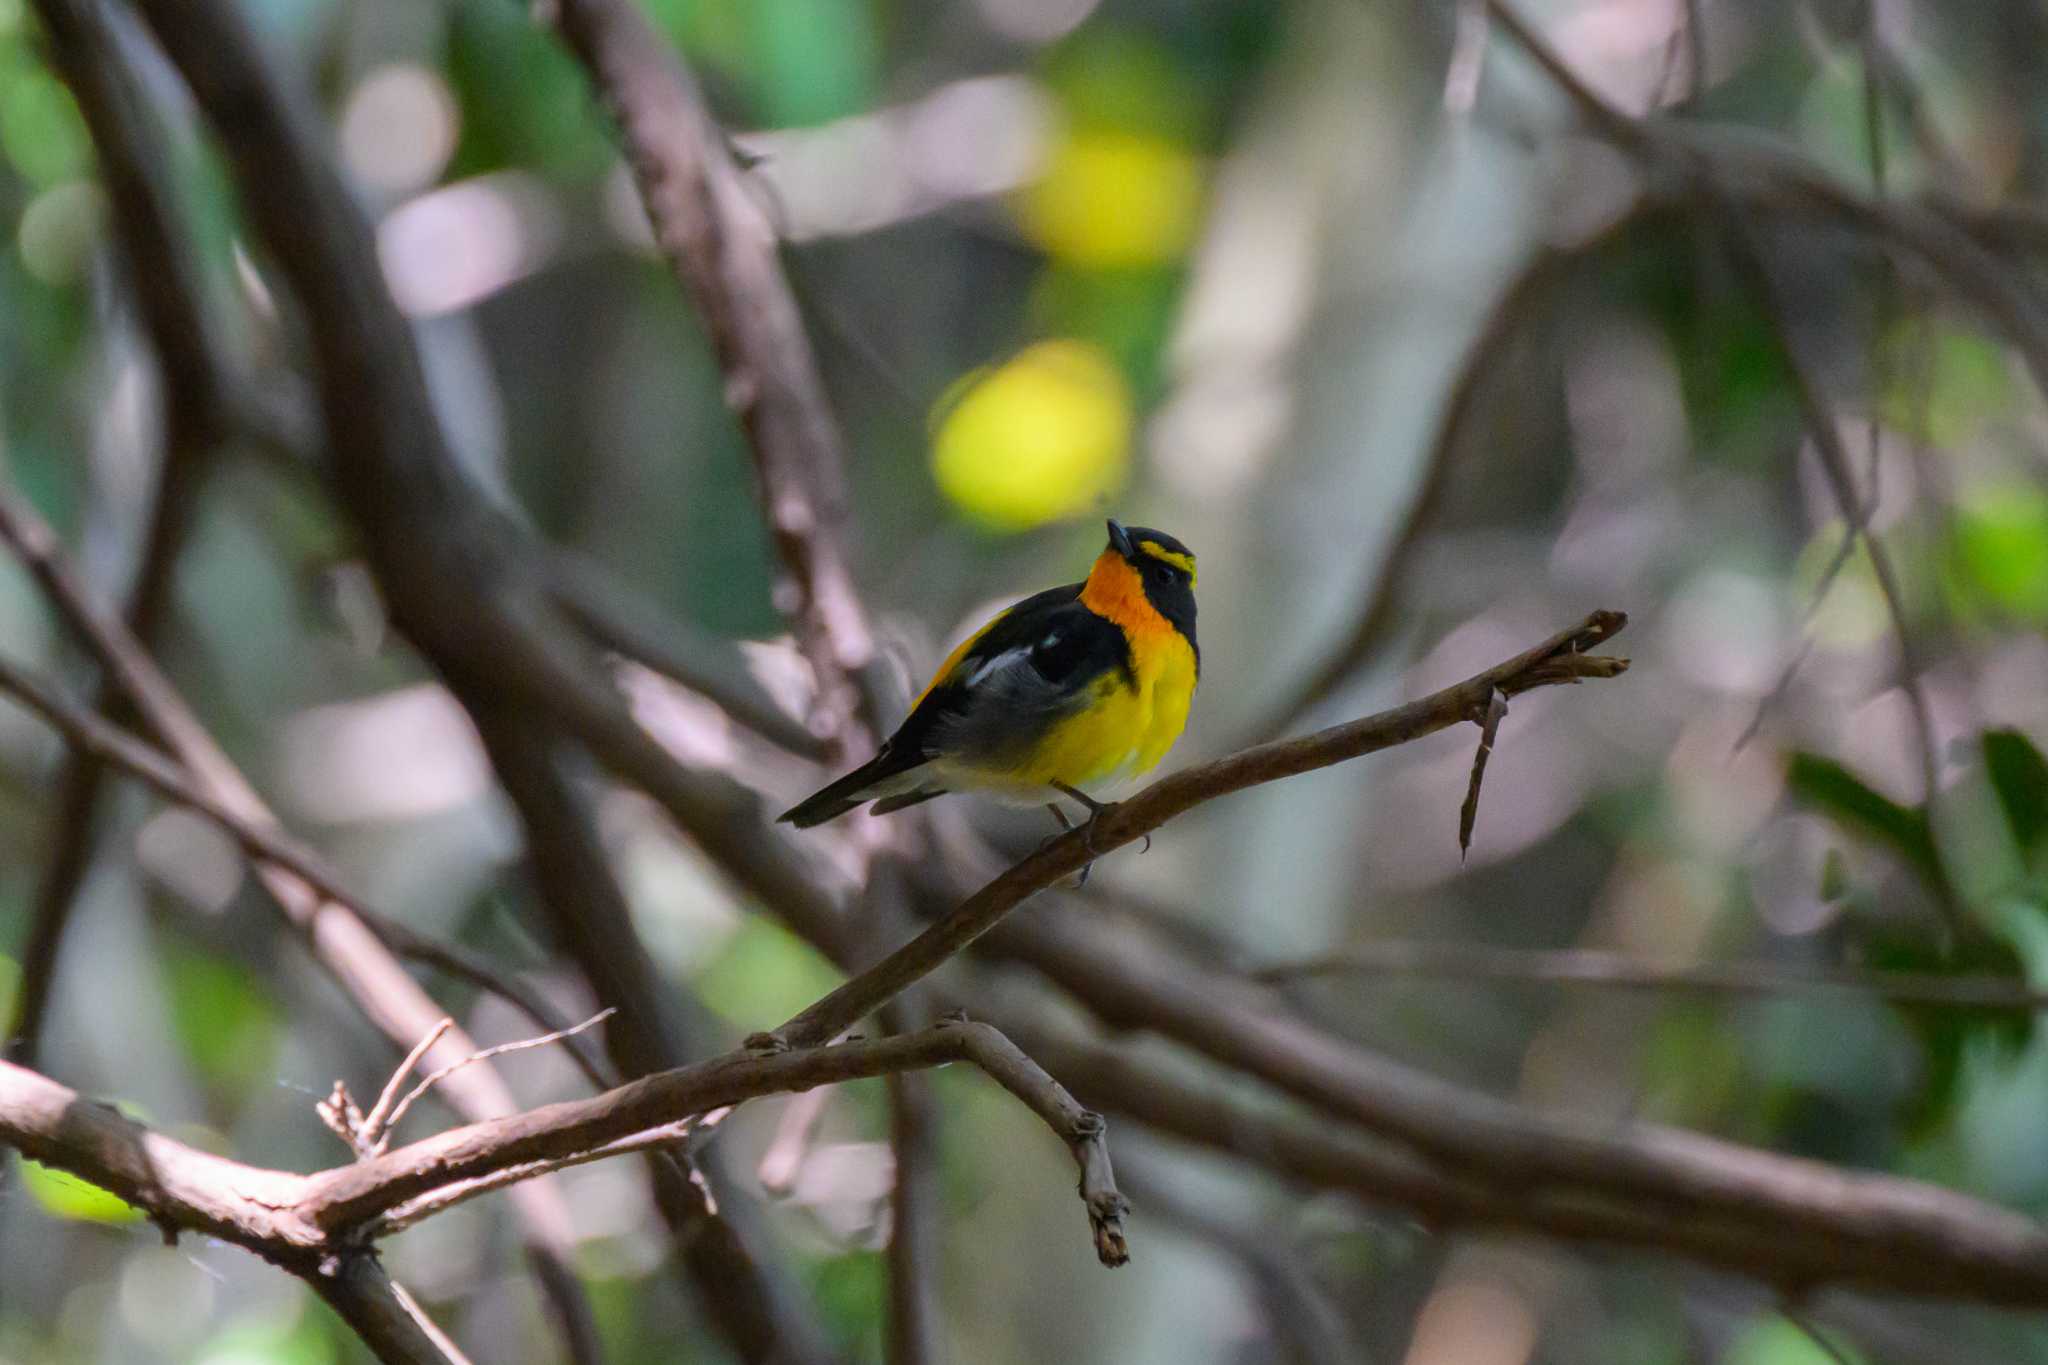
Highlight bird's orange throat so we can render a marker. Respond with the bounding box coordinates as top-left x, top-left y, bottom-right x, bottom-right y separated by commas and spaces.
1080, 551, 1174, 646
